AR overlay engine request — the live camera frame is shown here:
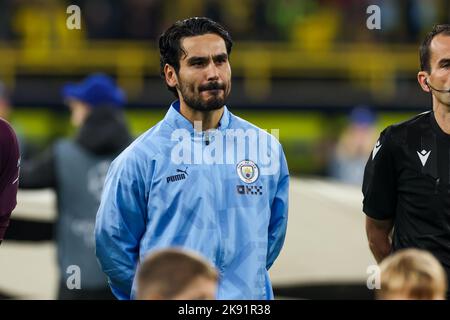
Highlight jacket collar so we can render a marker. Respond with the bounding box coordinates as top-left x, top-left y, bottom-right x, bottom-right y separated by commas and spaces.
164, 100, 231, 134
